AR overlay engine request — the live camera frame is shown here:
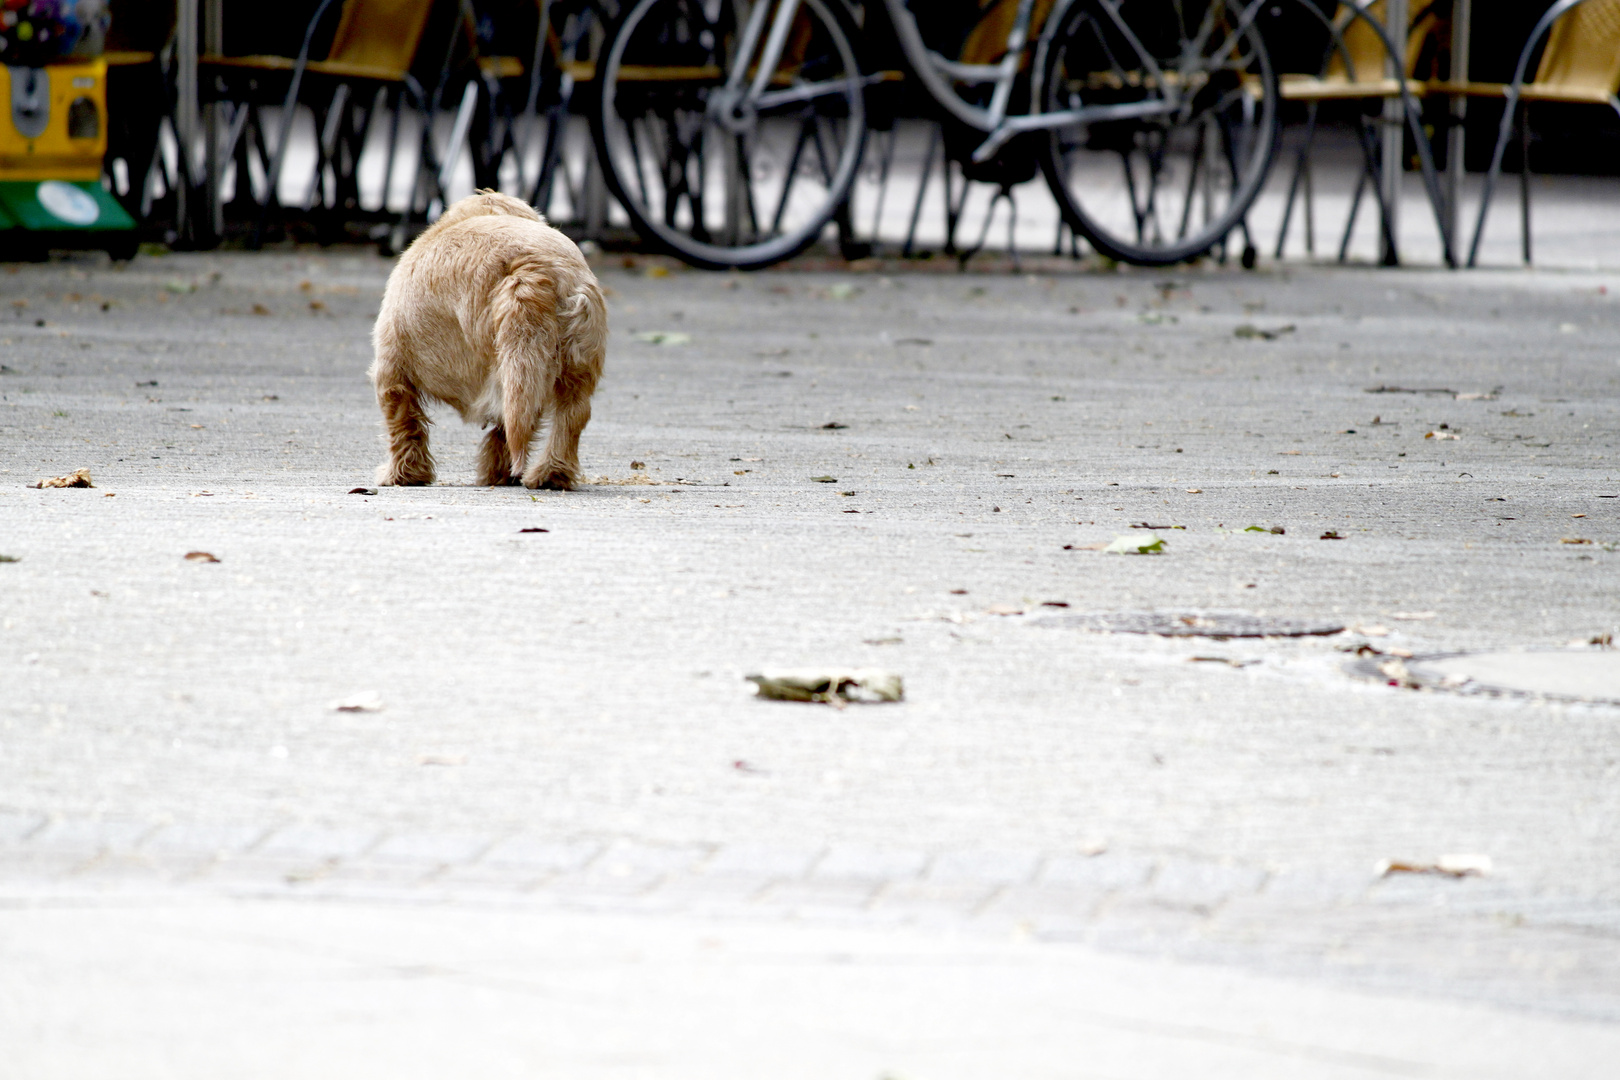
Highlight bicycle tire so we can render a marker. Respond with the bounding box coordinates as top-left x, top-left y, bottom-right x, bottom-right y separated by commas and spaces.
590, 0, 868, 270
1033, 0, 1279, 267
